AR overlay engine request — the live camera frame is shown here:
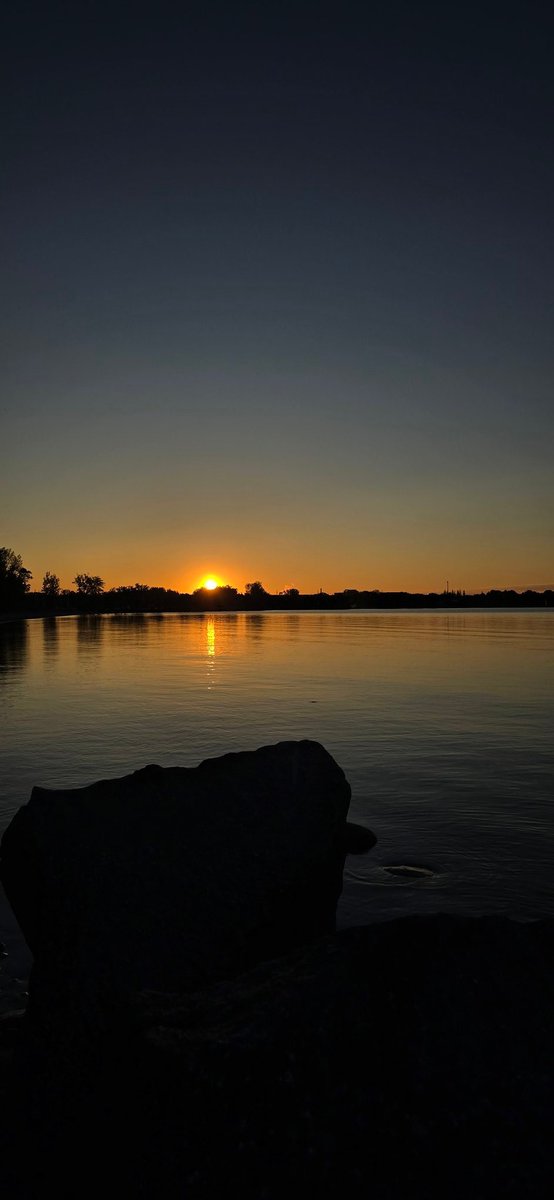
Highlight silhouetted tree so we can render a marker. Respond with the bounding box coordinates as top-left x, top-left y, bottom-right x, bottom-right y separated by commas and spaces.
109, 583, 150, 594
243, 580, 269, 609
245, 581, 268, 604
42, 571, 60, 597
73, 573, 105, 596
191, 584, 239, 611
0, 547, 32, 608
